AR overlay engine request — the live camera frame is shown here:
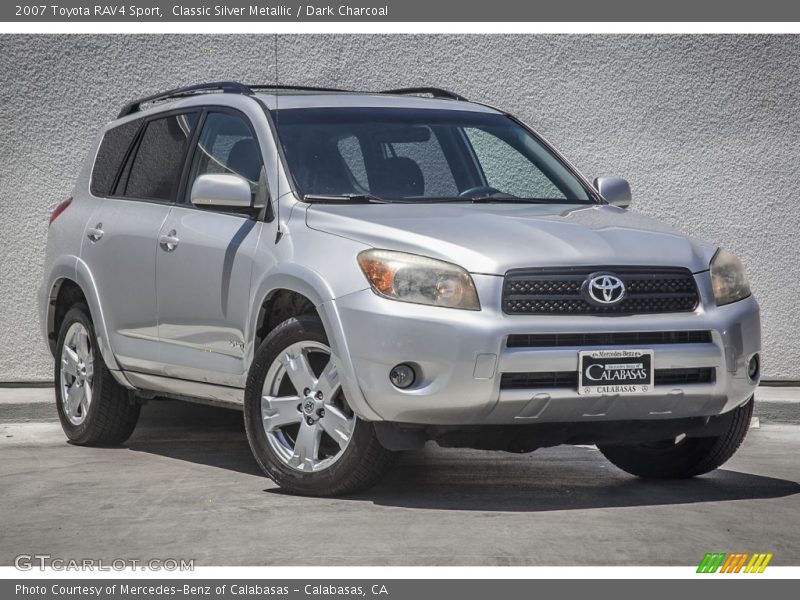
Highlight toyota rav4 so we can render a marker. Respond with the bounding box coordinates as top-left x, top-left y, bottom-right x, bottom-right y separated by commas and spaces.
40, 82, 761, 495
